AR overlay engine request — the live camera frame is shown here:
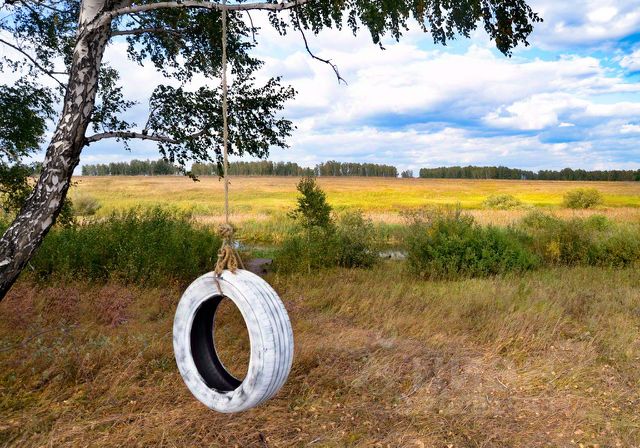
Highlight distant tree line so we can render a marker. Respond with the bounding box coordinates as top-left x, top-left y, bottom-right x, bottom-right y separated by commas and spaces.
419, 166, 640, 181
314, 161, 398, 177
82, 159, 398, 177
191, 161, 314, 176
82, 159, 179, 176
81, 160, 640, 181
